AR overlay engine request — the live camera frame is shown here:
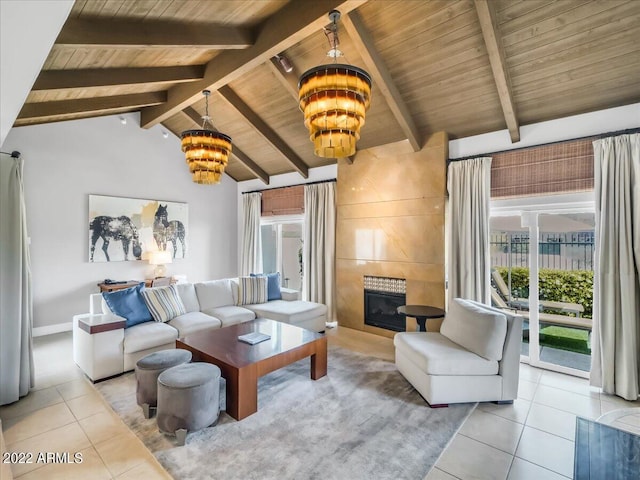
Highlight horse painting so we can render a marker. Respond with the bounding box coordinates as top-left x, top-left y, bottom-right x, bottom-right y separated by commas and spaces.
153, 204, 186, 258
90, 216, 142, 262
